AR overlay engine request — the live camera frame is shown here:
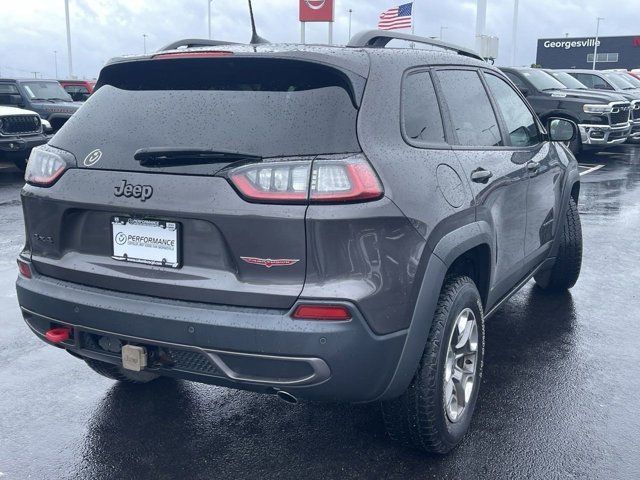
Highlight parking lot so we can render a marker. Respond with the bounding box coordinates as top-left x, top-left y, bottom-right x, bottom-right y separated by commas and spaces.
0, 146, 639, 479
